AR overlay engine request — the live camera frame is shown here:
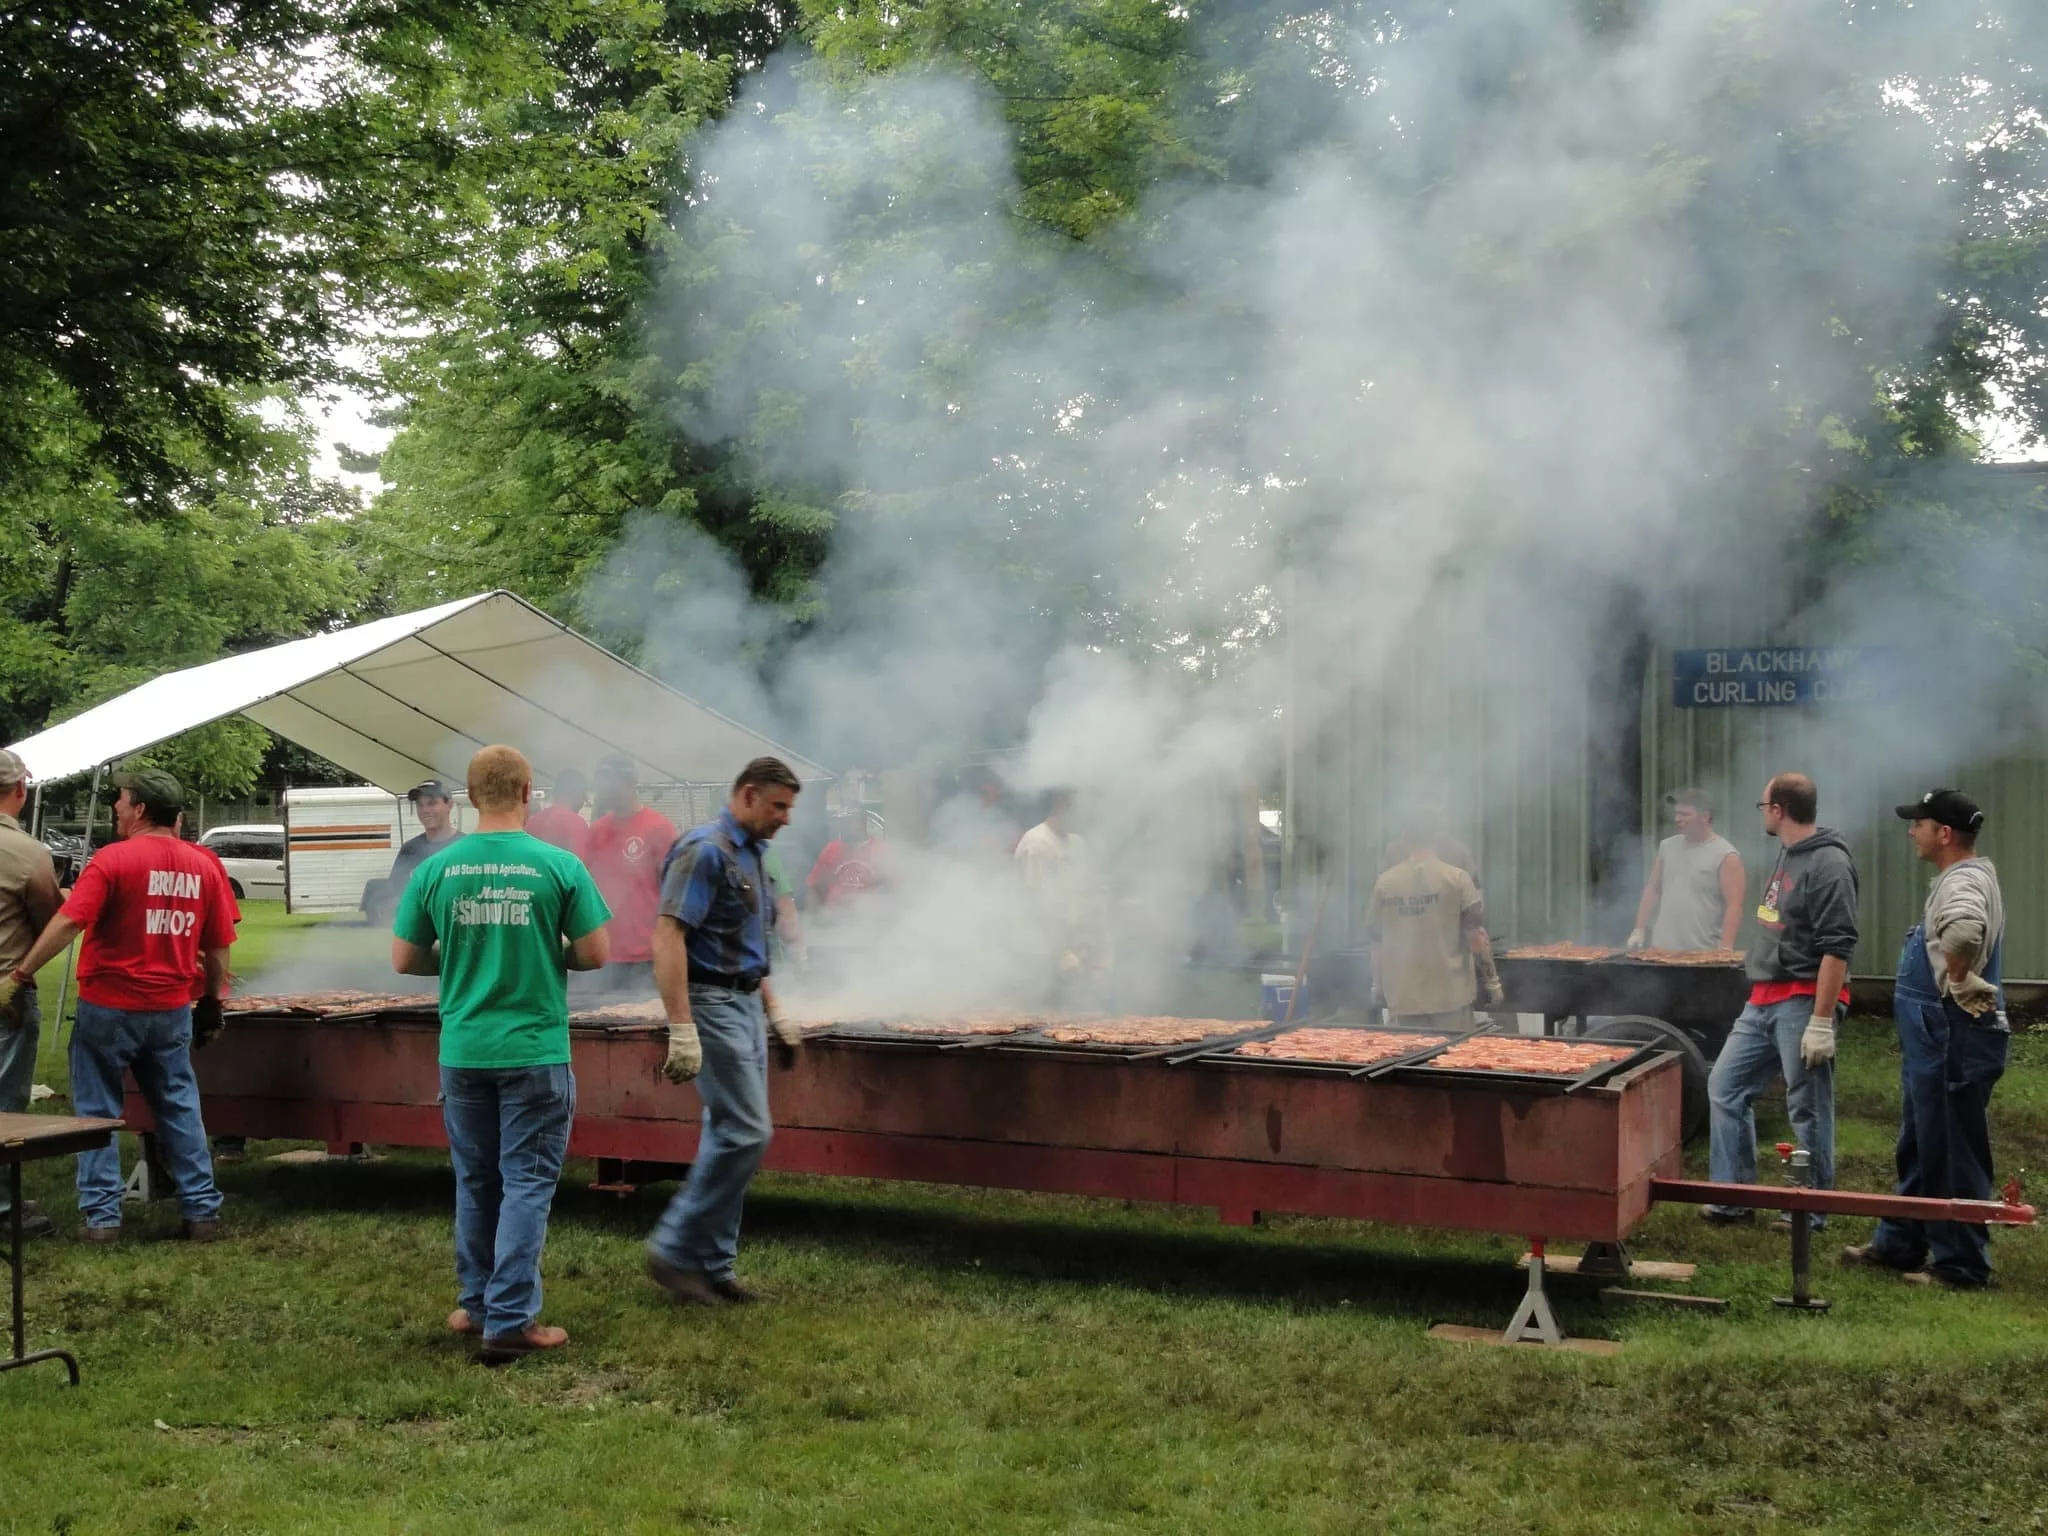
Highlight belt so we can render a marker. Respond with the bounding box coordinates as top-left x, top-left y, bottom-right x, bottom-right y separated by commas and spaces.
688, 966, 766, 993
